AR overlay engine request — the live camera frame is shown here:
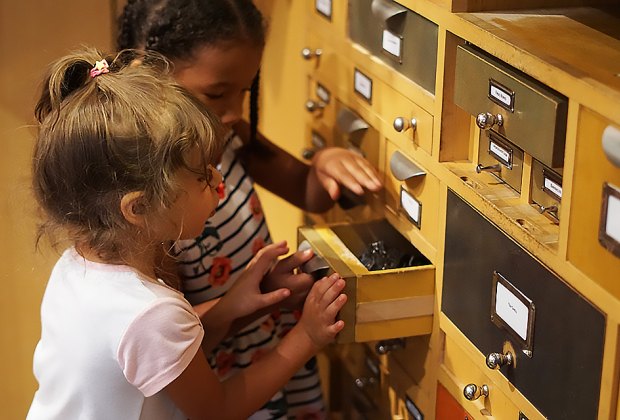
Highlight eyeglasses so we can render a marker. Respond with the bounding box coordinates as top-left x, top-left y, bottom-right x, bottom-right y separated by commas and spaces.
206, 164, 223, 190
